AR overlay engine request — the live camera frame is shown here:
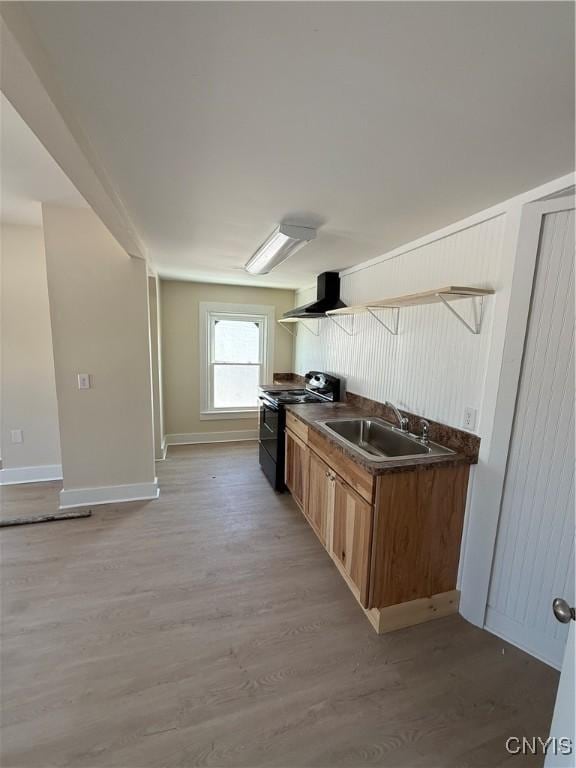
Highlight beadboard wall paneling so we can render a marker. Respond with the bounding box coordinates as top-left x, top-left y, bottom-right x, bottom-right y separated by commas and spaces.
294, 215, 506, 433
485, 208, 575, 668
